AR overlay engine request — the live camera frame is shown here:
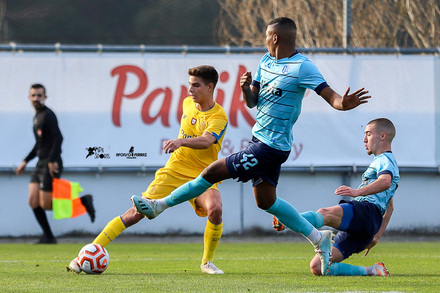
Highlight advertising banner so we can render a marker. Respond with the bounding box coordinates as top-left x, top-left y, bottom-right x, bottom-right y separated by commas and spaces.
1, 52, 438, 168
